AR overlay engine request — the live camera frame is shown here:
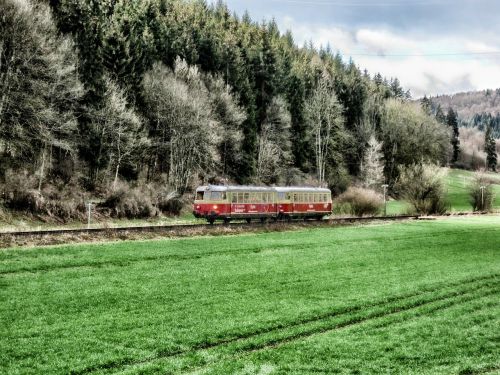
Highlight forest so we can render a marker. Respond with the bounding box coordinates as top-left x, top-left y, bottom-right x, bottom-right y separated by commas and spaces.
0, 0, 477, 220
